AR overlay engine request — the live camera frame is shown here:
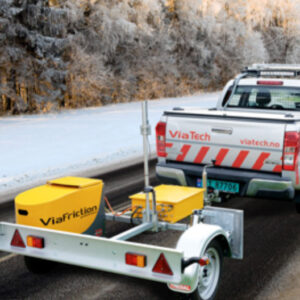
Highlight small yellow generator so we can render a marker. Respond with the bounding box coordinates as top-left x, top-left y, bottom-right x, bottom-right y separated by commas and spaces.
15, 176, 105, 237
130, 185, 204, 223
